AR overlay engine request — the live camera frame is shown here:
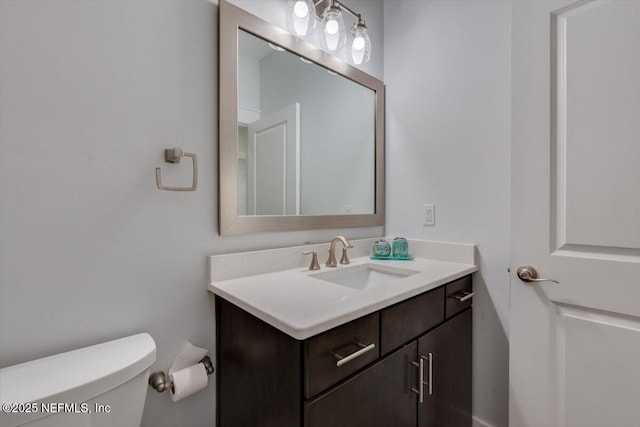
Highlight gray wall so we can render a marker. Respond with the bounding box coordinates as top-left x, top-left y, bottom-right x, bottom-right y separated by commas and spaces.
0, 1, 383, 426
384, 1, 511, 426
